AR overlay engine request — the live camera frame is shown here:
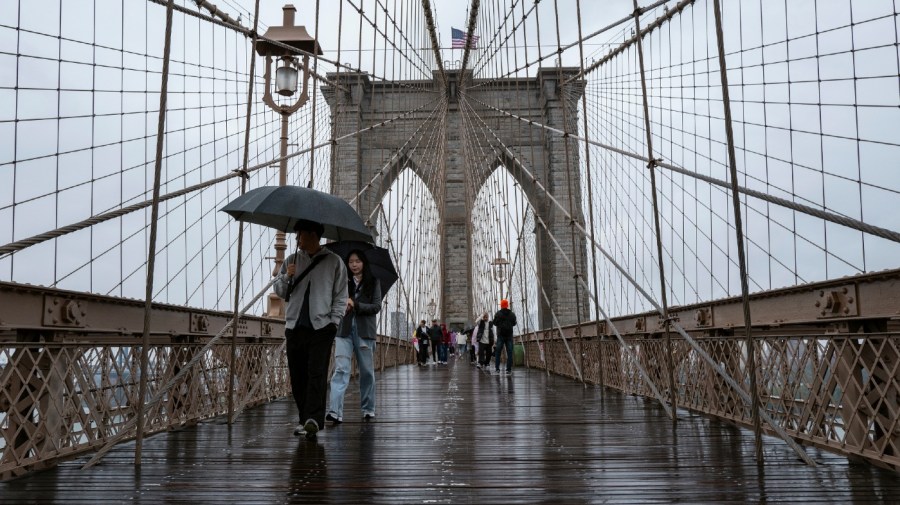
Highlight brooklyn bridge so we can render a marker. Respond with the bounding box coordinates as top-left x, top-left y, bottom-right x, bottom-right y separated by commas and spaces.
1, 0, 899, 502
